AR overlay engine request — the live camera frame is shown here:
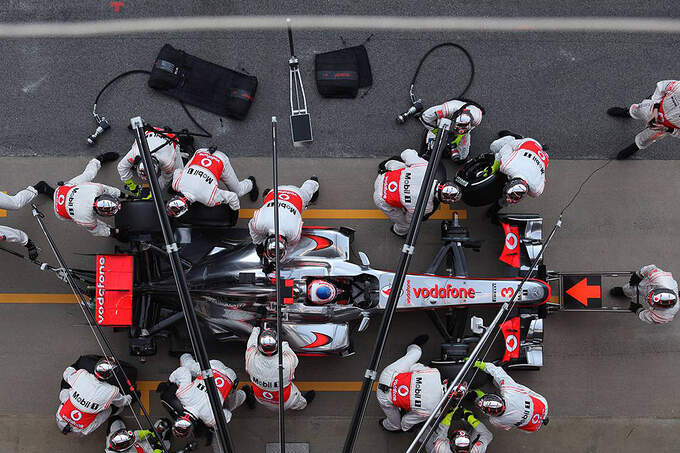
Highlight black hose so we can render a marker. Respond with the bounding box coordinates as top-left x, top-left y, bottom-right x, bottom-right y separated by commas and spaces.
409, 43, 475, 104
